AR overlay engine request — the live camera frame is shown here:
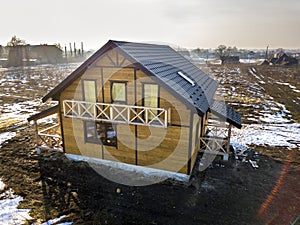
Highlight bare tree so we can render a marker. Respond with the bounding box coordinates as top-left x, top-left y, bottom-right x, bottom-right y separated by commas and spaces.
215, 45, 237, 64
7, 35, 26, 47
0, 45, 3, 57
